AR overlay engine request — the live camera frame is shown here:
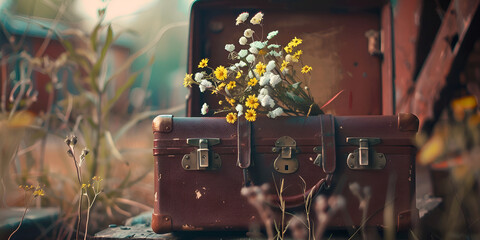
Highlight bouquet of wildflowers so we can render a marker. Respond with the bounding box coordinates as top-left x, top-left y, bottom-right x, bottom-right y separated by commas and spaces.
184, 12, 325, 124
